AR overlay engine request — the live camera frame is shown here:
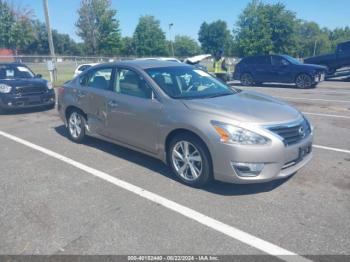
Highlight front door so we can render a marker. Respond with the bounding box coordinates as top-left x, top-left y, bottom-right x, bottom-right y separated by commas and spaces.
106, 68, 162, 154
270, 56, 292, 83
